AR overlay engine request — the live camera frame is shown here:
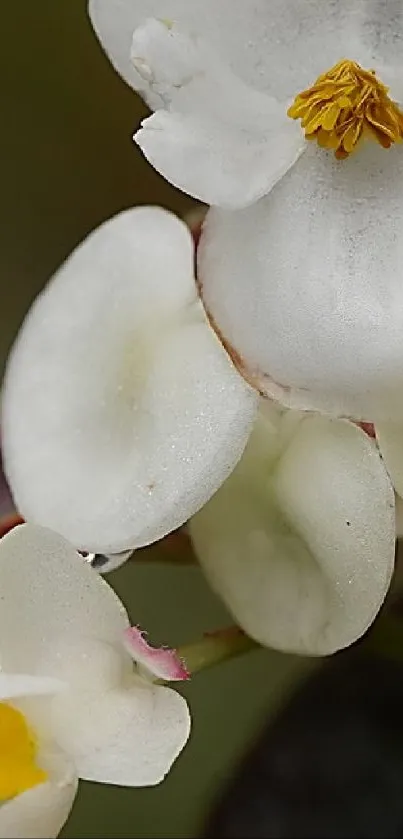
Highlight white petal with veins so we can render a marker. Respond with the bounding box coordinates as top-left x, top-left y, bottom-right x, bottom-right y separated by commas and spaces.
132, 19, 304, 208
1, 207, 257, 554
189, 406, 395, 656
199, 143, 403, 421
